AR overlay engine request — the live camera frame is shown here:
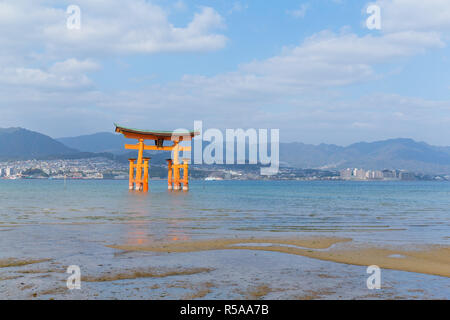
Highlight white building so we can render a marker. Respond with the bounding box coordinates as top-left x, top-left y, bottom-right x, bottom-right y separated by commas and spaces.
366, 170, 383, 180
5, 168, 13, 177
353, 168, 366, 180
